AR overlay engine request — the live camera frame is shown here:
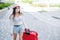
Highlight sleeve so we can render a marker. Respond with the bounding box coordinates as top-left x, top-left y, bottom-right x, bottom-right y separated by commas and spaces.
22, 15, 28, 28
